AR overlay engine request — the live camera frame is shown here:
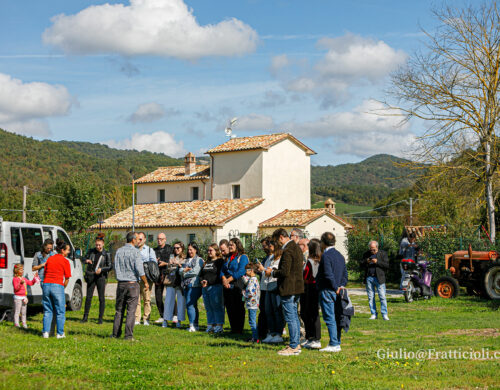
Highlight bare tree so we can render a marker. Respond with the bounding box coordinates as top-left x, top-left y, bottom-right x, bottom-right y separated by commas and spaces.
386, 2, 500, 241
